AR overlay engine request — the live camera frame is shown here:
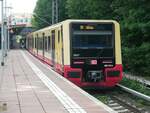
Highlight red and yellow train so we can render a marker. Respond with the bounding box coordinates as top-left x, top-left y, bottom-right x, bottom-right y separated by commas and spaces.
26, 19, 123, 88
